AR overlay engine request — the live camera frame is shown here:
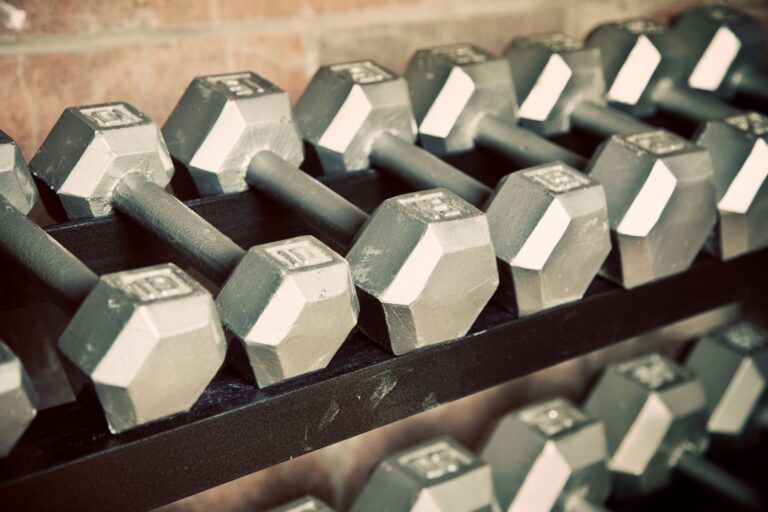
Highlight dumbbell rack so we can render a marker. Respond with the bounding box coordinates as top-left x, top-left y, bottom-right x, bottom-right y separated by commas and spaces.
0, 157, 766, 511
